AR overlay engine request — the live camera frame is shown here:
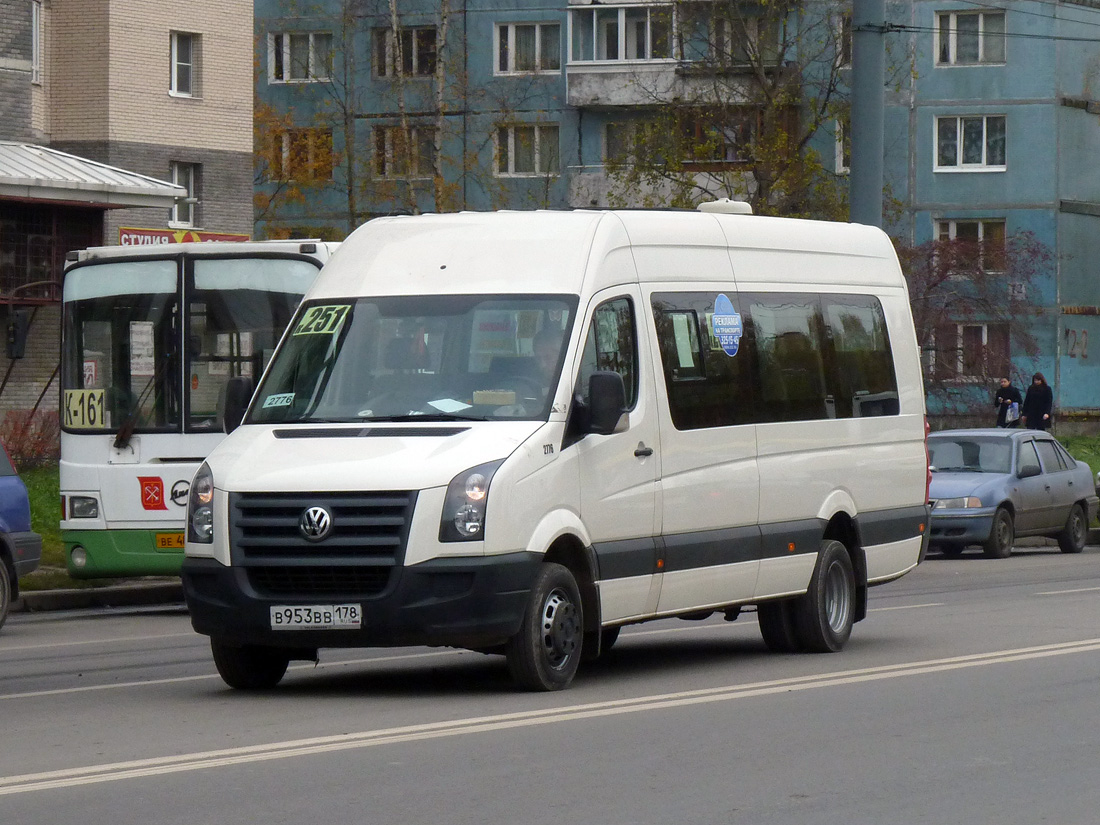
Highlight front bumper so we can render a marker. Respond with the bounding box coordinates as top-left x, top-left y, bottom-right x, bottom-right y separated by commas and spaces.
928, 509, 995, 546
182, 551, 542, 650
